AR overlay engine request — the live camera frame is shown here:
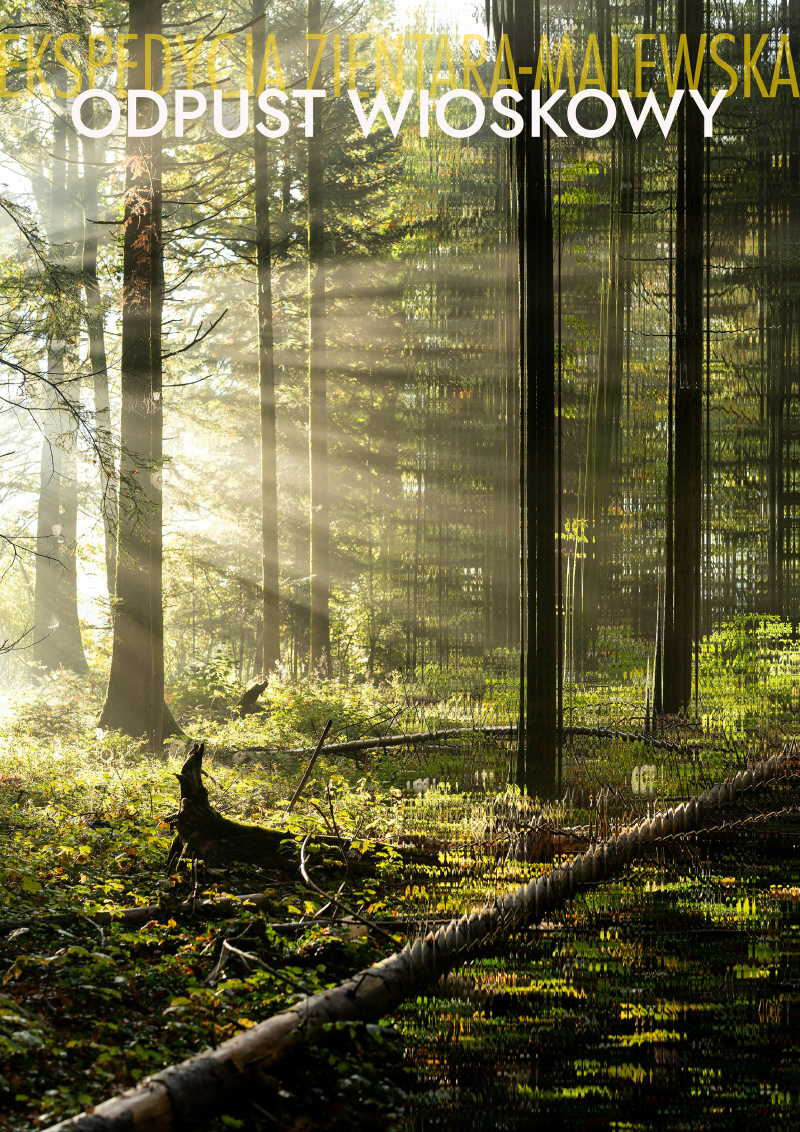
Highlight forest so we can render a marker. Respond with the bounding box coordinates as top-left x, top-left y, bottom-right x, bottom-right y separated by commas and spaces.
2, 0, 800, 1128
